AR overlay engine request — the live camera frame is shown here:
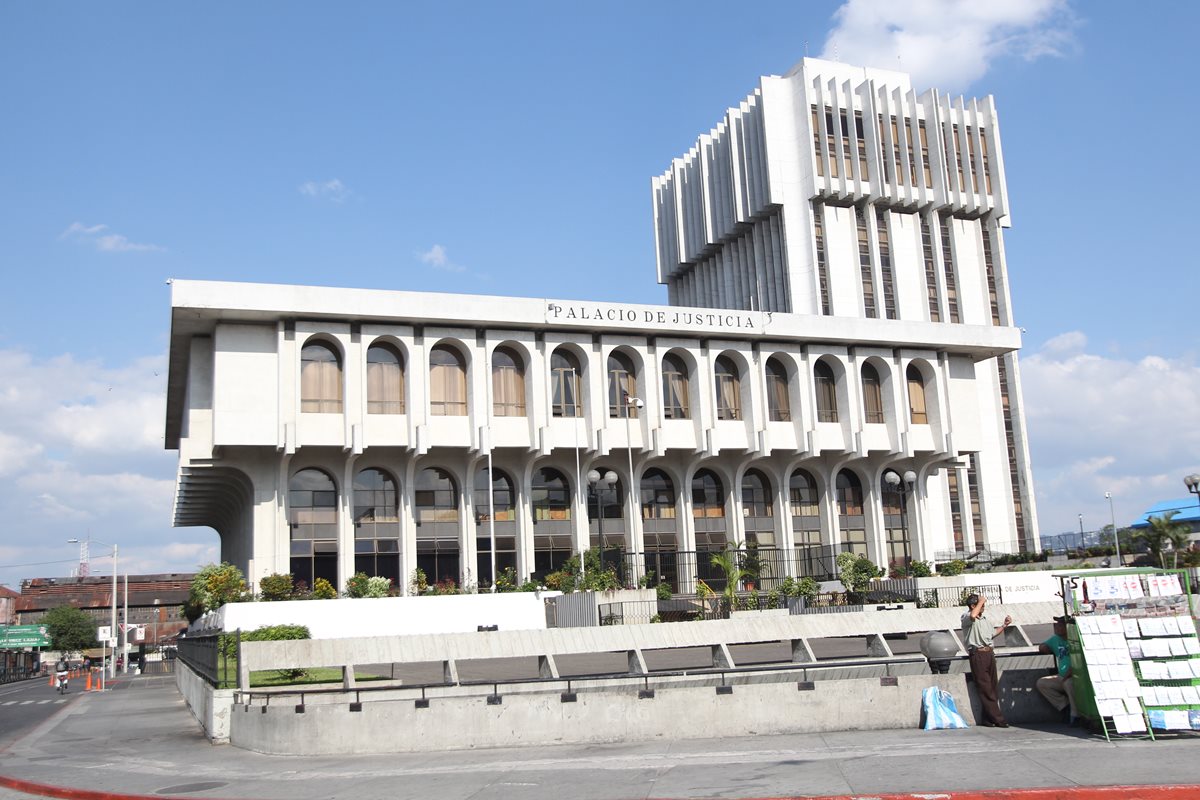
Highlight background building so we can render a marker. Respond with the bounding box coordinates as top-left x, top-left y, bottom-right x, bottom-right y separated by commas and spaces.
17, 575, 192, 646
165, 57, 1037, 595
